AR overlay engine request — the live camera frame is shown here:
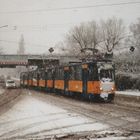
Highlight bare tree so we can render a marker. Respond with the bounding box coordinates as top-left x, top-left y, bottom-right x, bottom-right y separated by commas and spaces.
101, 17, 125, 53
114, 18, 140, 73
67, 23, 87, 49
0, 41, 3, 54
66, 21, 102, 56
17, 34, 25, 55
0, 46, 3, 54
130, 18, 140, 51
86, 21, 102, 49
129, 18, 140, 65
